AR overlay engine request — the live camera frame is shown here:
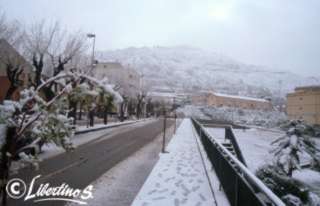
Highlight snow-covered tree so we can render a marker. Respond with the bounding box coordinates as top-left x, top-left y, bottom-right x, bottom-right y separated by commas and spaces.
96, 88, 115, 125
271, 120, 320, 176
136, 93, 145, 119
23, 20, 88, 97
0, 71, 122, 205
